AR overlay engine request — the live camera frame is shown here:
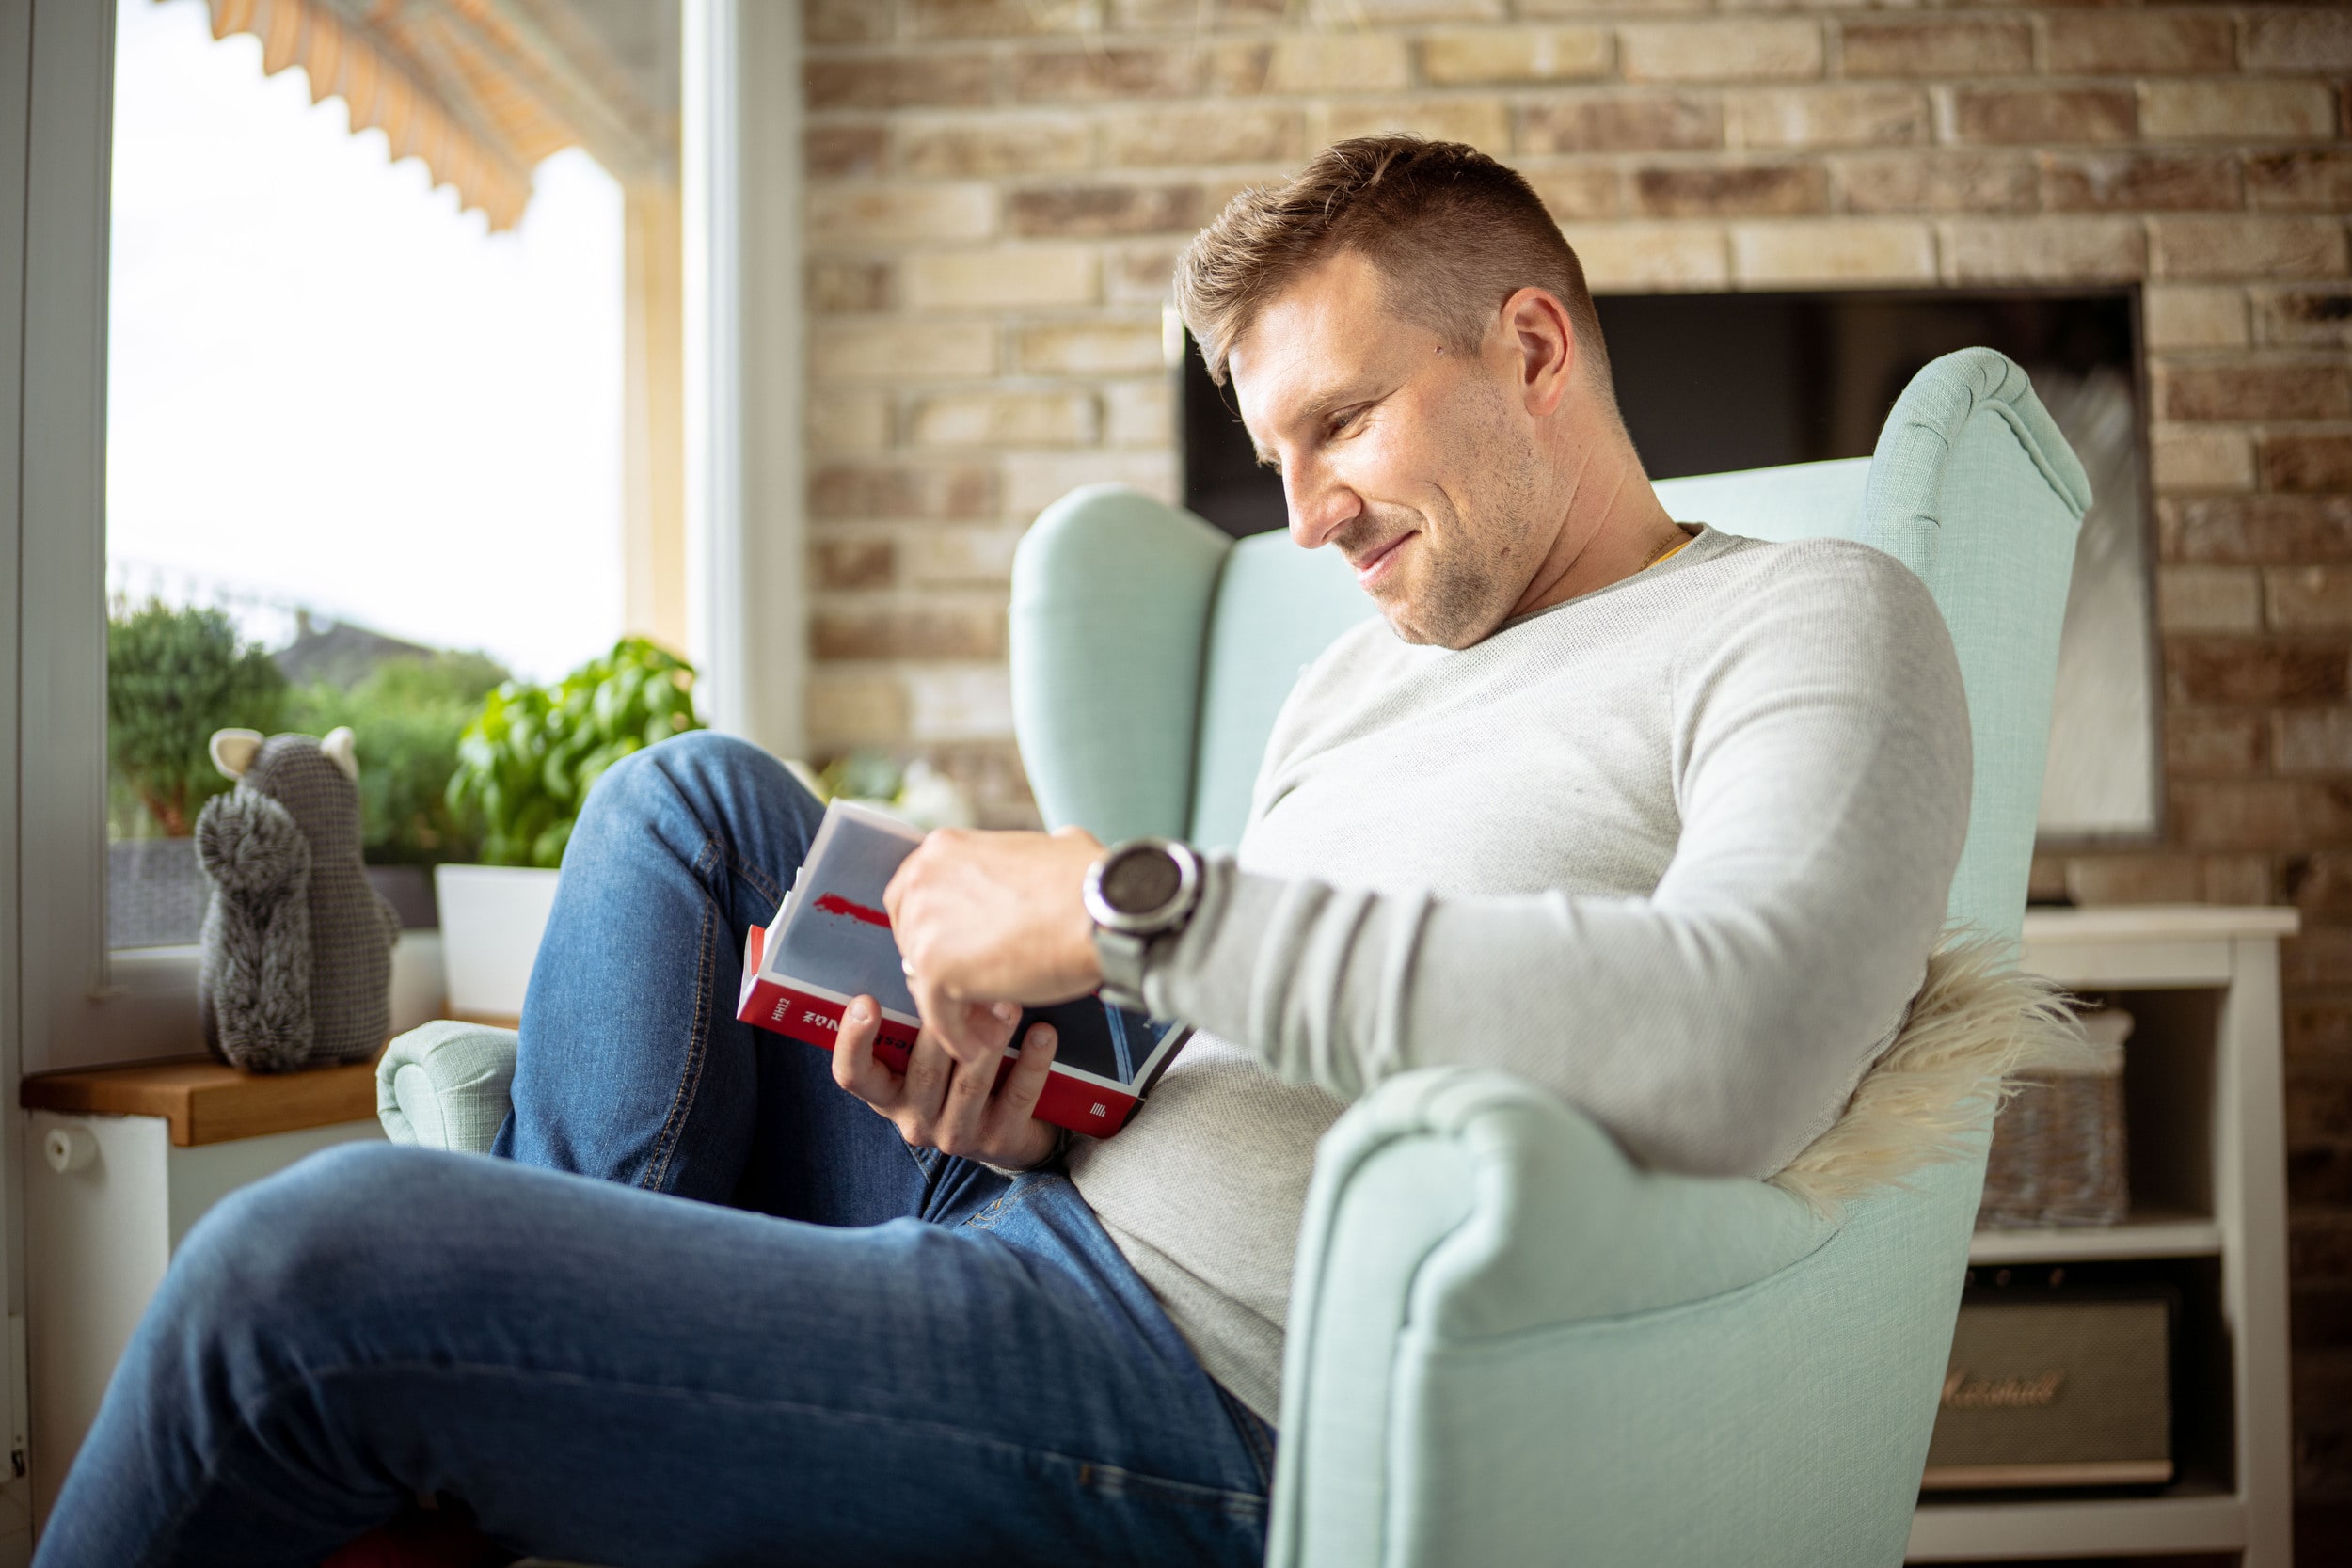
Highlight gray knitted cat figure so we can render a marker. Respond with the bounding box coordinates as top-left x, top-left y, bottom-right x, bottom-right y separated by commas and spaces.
197, 727, 400, 1072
